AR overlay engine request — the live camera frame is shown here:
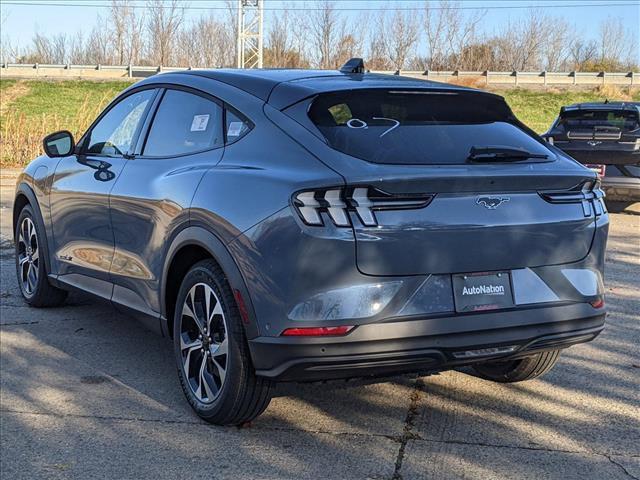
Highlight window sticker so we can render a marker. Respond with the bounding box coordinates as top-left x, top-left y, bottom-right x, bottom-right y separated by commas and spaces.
190, 114, 210, 132
227, 121, 244, 137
